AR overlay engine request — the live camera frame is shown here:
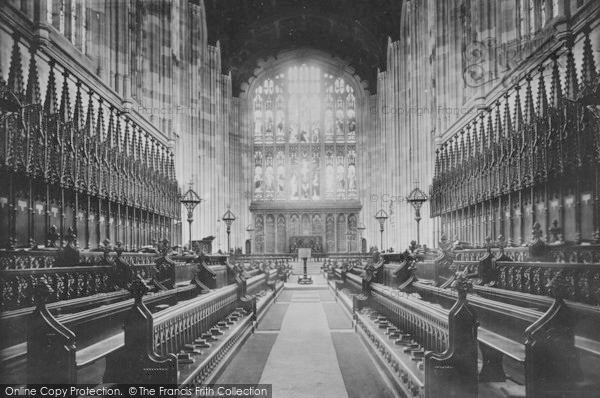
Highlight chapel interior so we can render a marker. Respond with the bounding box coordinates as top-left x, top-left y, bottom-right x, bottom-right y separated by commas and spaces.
1, 0, 600, 397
